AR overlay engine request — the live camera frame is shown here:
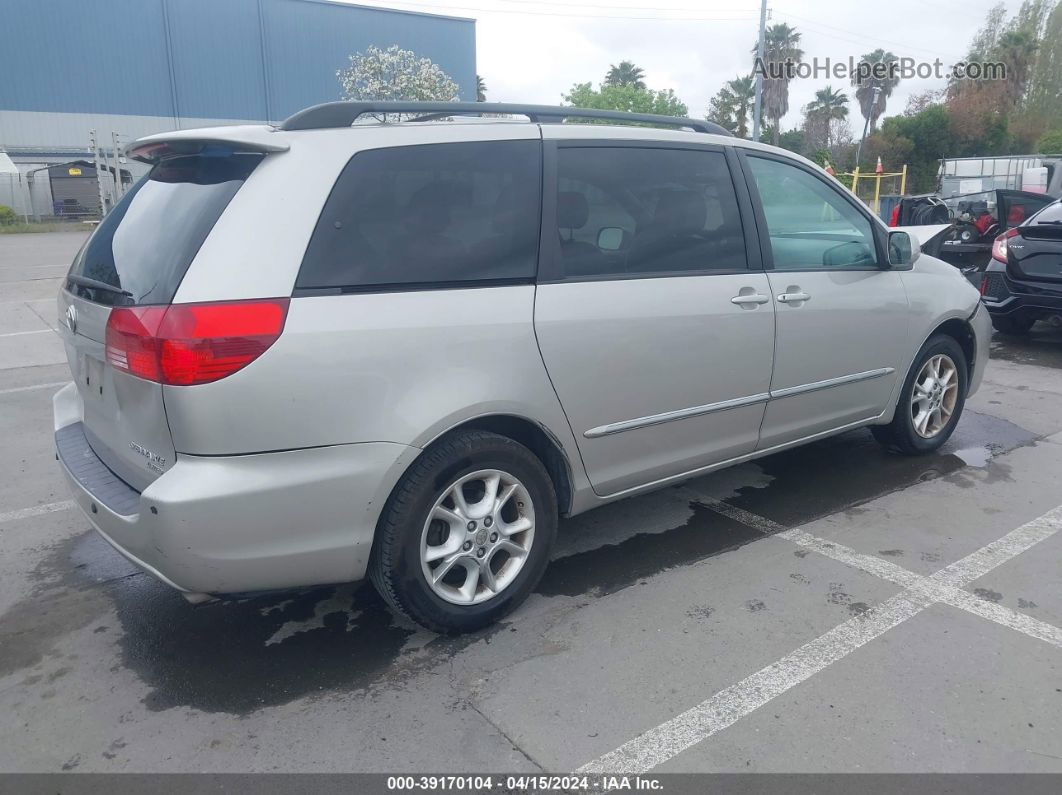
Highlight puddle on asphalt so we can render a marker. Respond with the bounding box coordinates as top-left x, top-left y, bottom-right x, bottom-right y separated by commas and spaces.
989, 325, 1062, 370
8, 407, 1036, 716
721, 410, 1034, 526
